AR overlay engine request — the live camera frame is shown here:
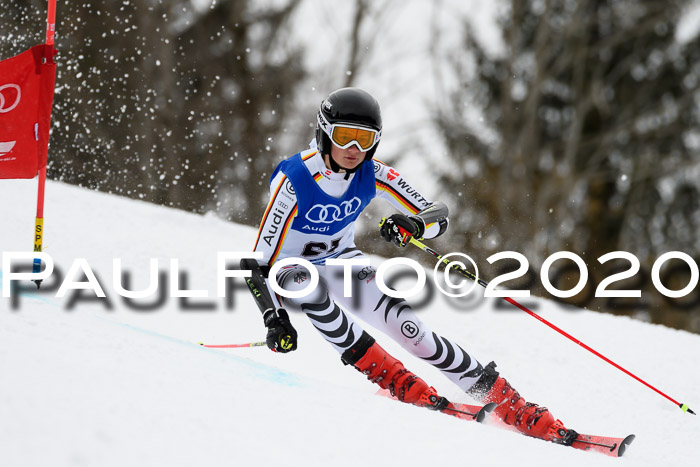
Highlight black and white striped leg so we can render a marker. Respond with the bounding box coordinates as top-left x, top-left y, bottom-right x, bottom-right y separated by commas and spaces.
302, 296, 362, 354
